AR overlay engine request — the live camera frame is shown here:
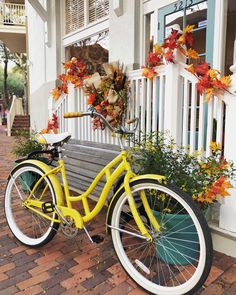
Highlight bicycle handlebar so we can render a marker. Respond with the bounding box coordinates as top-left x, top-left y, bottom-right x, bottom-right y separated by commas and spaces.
63, 110, 139, 134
